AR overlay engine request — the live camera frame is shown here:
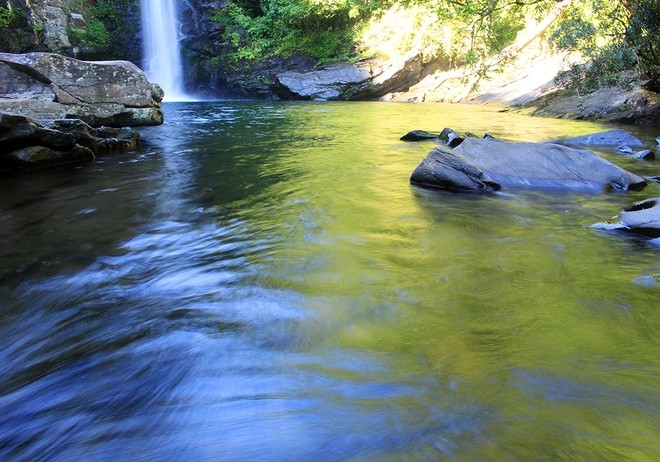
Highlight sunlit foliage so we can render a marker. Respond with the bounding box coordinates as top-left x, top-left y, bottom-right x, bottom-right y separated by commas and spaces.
550, 0, 659, 91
